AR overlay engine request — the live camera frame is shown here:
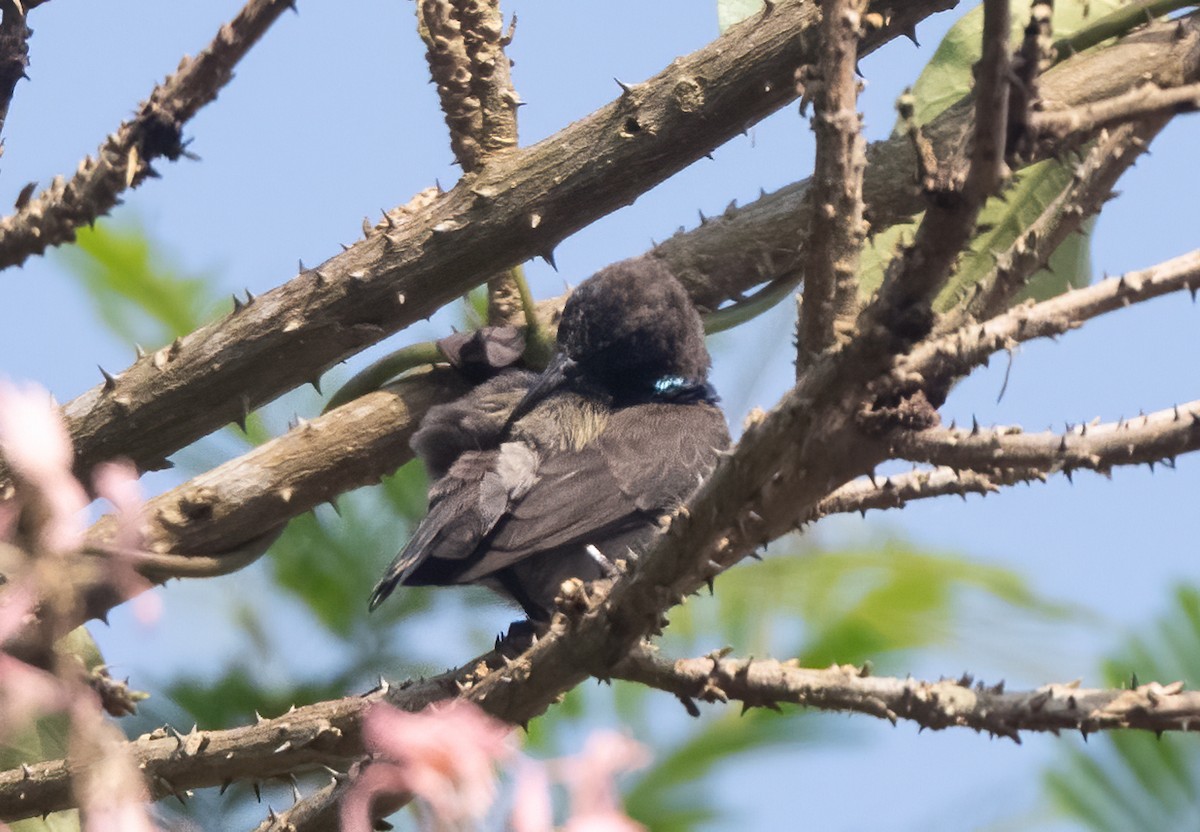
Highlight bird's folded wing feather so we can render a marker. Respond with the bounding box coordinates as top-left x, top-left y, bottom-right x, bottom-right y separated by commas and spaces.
462, 402, 729, 578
